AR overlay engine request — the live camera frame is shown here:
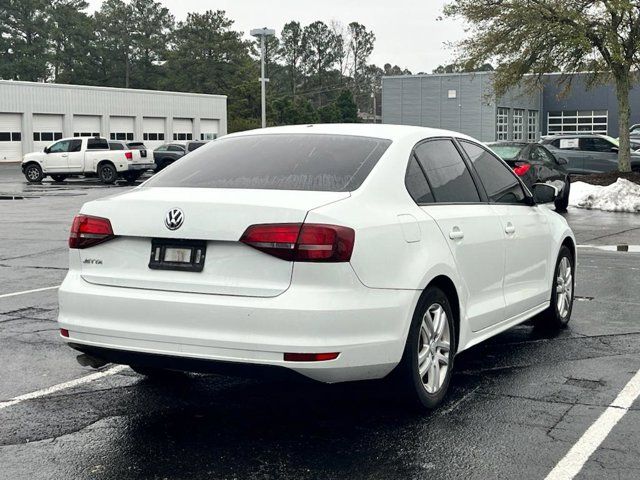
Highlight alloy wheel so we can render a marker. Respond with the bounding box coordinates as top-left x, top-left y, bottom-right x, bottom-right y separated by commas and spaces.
556, 257, 573, 318
27, 167, 40, 181
417, 303, 451, 394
